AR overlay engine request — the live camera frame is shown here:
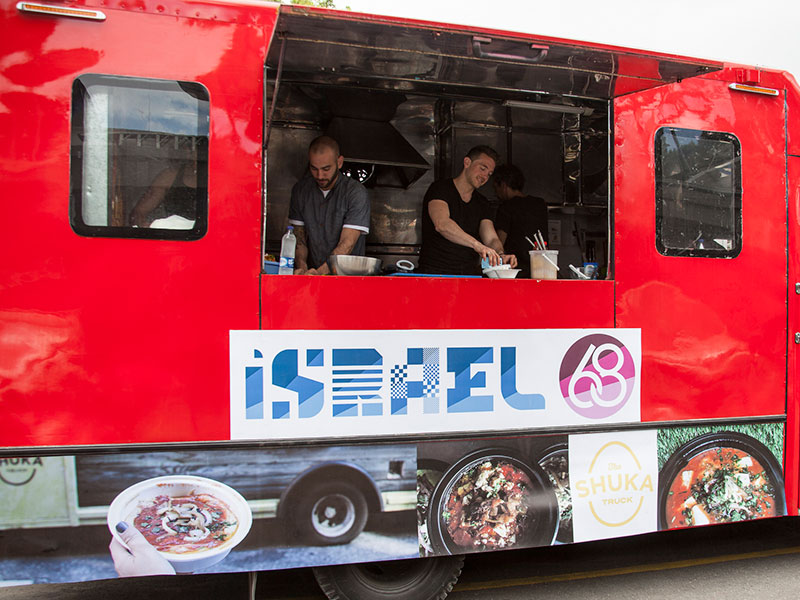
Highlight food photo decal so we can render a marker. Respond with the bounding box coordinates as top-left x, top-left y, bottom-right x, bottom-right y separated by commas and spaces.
444, 460, 532, 550
133, 493, 239, 553
665, 447, 777, 527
